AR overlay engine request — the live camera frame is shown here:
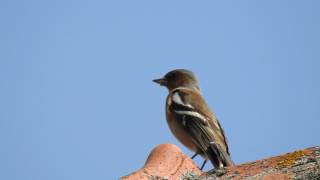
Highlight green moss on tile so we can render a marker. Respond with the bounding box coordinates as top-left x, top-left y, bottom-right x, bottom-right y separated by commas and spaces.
181, 171, 200, 180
